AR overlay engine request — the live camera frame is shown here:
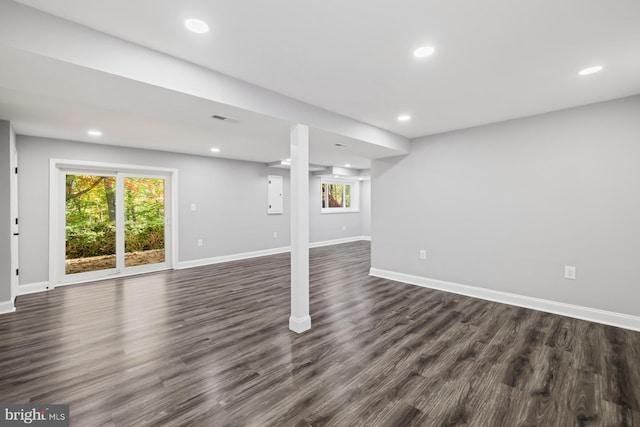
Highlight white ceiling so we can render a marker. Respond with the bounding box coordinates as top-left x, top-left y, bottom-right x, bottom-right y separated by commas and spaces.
0, 46, 387, 169
12, 0, 640, 139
